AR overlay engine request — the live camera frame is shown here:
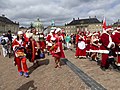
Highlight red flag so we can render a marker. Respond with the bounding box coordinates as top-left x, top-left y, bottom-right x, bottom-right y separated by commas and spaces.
102, 17, 106, 32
